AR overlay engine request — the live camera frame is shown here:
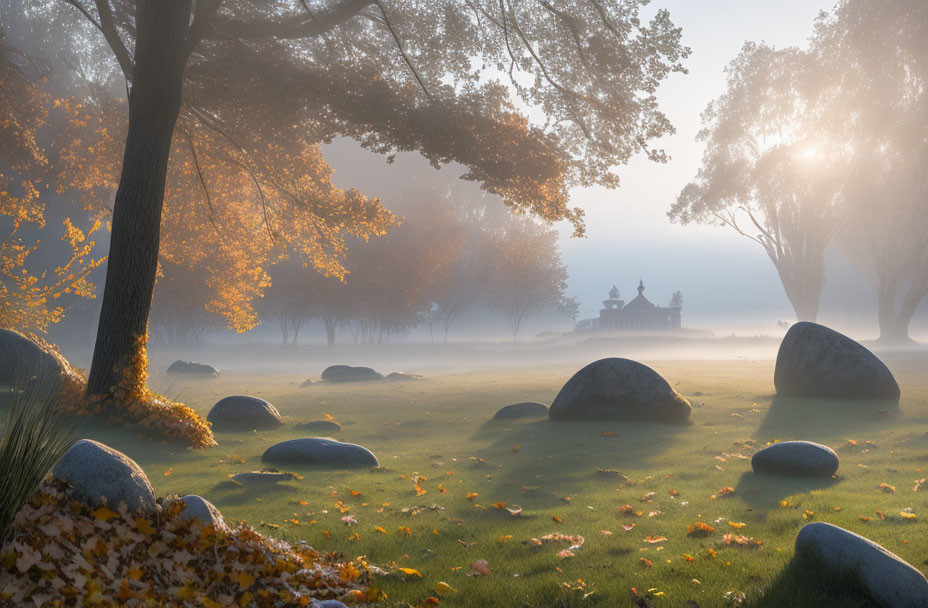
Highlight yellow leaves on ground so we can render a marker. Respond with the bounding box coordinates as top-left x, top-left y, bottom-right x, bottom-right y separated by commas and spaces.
434, 581, 457, 595
93, 506, 118, 522
728, 521, 746, 529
